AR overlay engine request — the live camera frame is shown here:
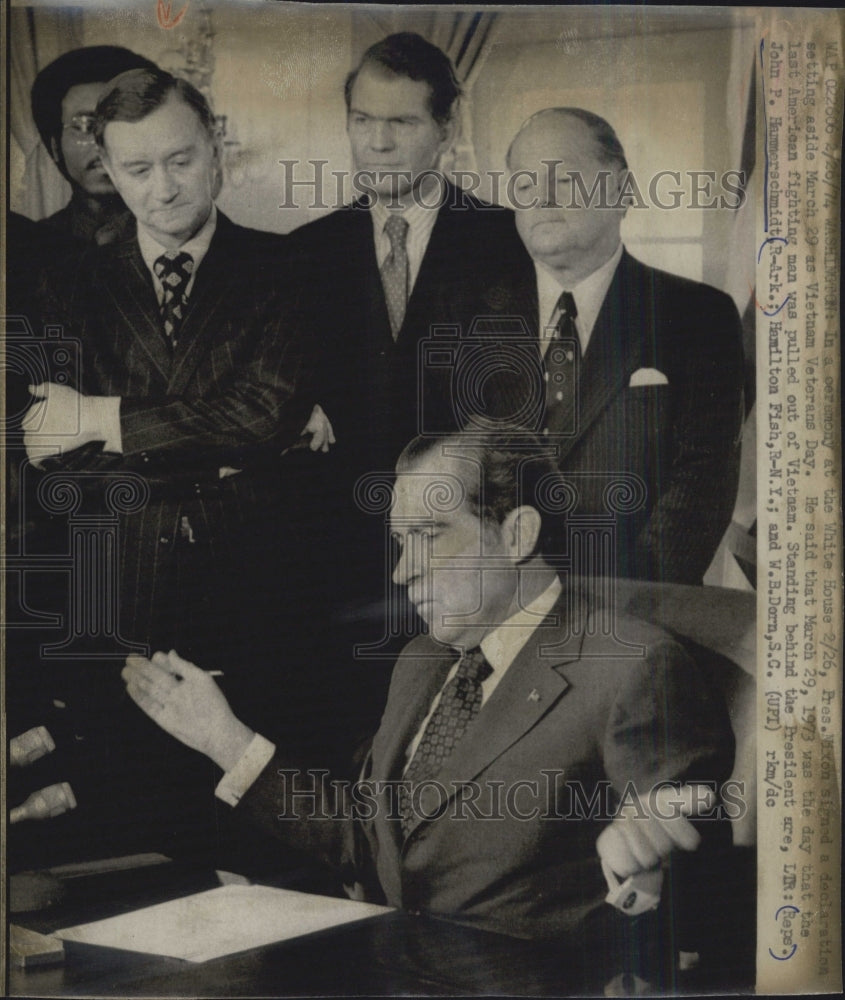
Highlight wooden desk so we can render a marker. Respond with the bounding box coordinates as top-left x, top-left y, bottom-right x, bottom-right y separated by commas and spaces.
9, 861, 575, 997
